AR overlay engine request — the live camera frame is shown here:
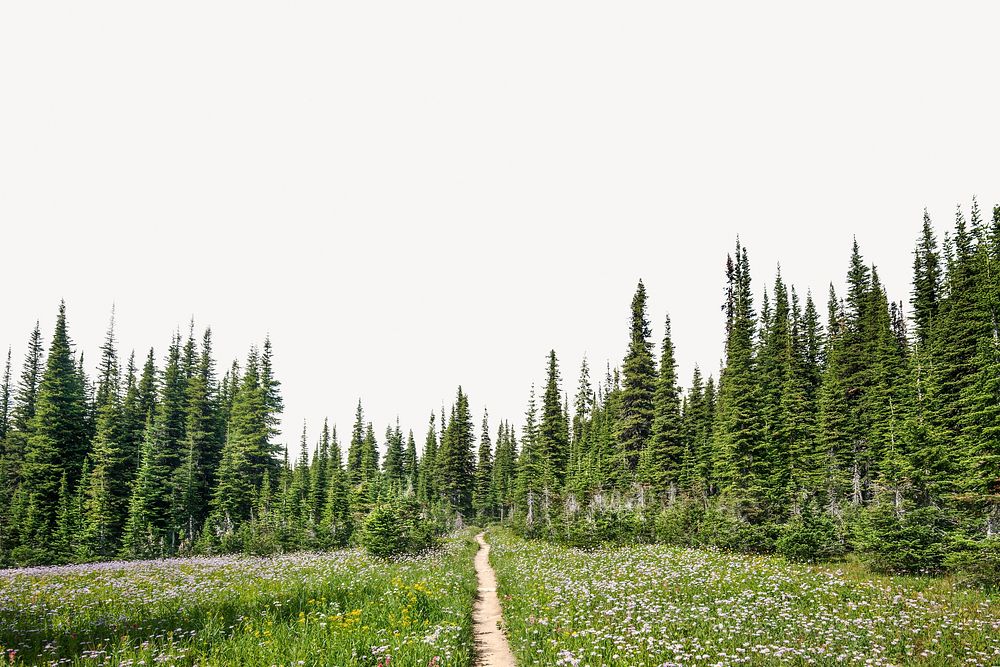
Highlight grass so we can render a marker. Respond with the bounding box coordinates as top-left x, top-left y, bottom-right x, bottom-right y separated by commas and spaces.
0, 530, 479, 666
488, 528, 1000, 666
